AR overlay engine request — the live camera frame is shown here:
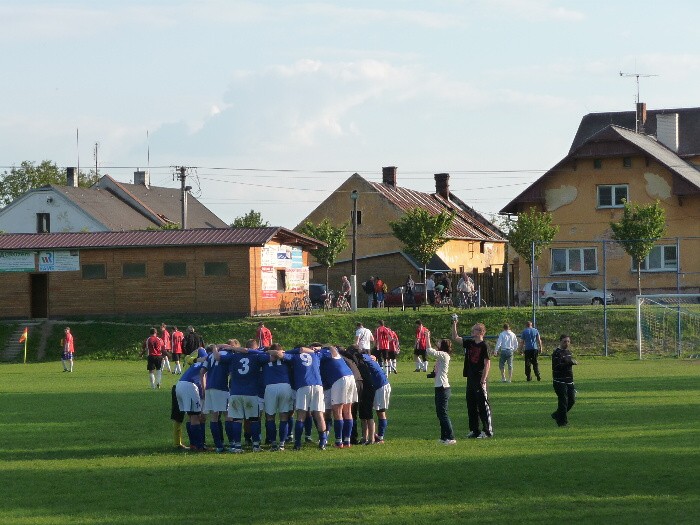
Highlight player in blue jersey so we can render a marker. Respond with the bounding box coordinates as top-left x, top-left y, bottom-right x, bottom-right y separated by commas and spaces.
261, 343, 294, 450
360, 349, 391, 444
282, 346, 329, 450
214, 343, 271, 453
174, 348, 208, 451
318, 346, 357, 448
201, 344, 230, 453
